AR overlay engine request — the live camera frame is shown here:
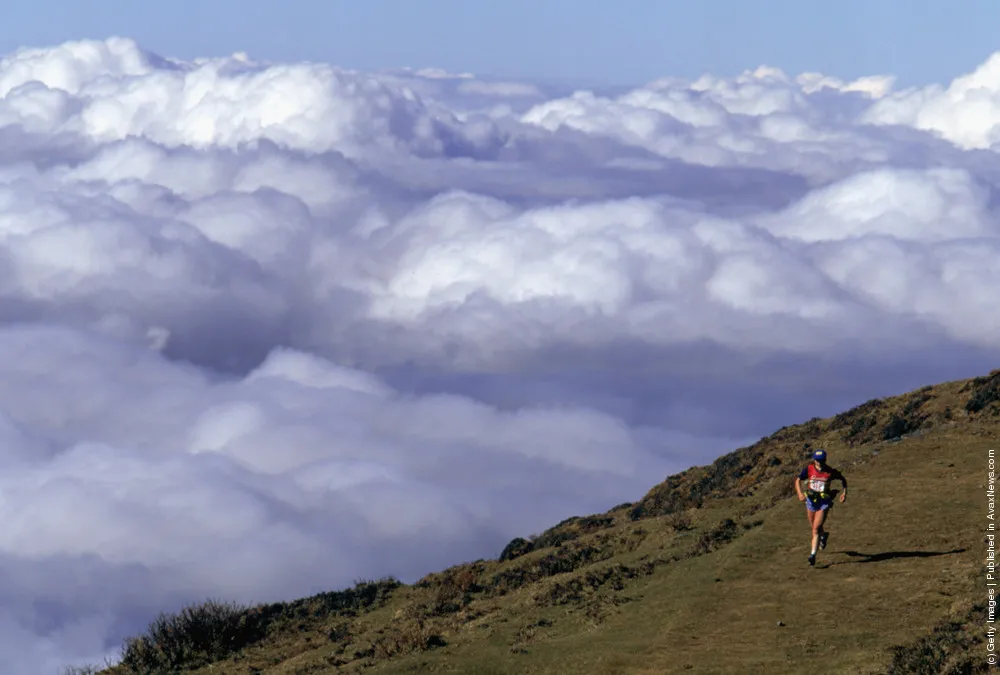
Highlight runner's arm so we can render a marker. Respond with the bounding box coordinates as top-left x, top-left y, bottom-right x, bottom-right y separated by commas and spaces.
835, 469, 848, 491
834, 469, 848, 501
794, 468, 807, 499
